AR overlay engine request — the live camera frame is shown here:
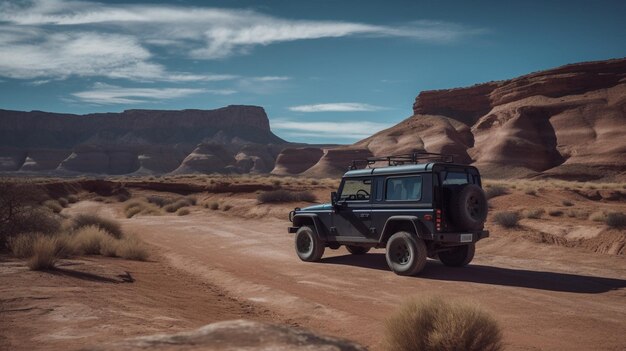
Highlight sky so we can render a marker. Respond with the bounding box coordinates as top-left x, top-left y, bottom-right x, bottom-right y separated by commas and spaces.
0, 0, 625, 144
